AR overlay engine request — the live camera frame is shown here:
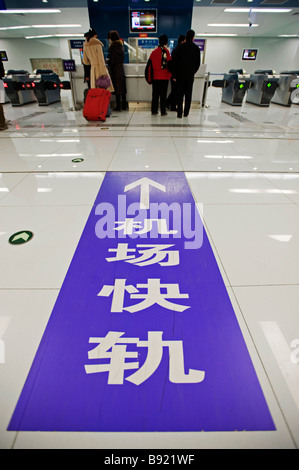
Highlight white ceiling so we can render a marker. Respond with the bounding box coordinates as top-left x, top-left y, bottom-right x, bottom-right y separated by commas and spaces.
0, 7, 90, 39
192, 6, 299, 37
0, 6, 298, 40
